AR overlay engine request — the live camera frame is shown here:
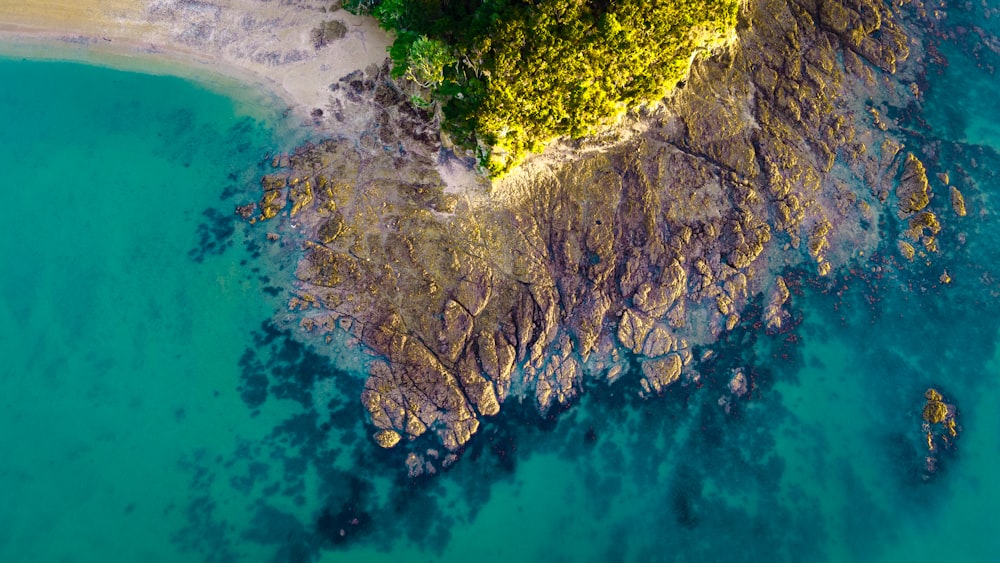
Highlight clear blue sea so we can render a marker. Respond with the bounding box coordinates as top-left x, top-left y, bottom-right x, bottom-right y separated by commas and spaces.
2, 2, 1000, 561
0, 56, 303, 561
